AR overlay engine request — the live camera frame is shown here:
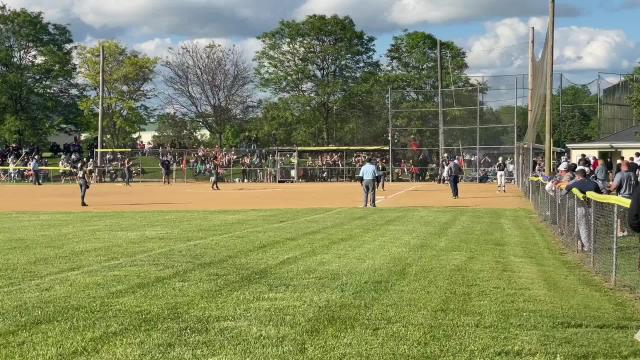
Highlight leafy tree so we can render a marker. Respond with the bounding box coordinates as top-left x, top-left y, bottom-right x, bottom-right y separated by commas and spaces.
629, 65, 640, 120
552, 85, 598, 148
152, 113, 204, 148
162, 41, 253, 147
77, 41, 158, 148
255, 15, 379, 145
385, 31, 470, 92
384, 31, 472, 152
0, 5, 79, 145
